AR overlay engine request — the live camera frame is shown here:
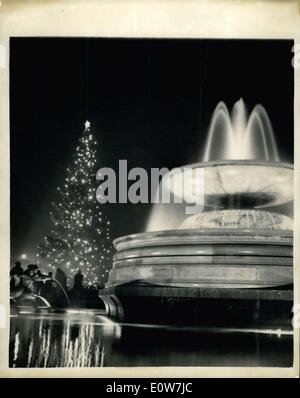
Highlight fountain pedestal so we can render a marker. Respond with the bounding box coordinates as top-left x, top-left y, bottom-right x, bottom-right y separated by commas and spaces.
100, 283, 293, 326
